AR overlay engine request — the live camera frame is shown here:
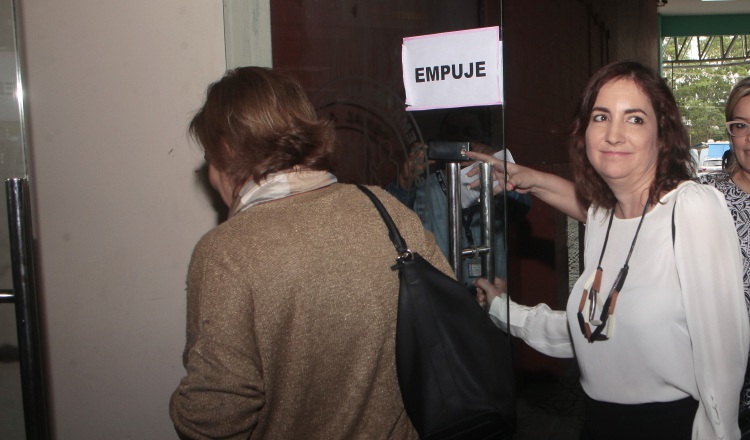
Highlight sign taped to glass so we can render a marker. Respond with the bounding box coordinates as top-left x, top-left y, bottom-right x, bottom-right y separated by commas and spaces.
402, 26, 503, 111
